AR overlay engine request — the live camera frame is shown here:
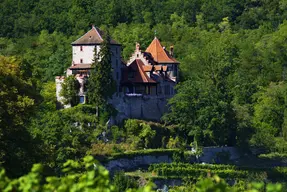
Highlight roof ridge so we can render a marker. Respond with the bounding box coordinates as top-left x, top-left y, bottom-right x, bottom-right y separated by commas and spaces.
137, 59, 150, 82
145, 38, 179, 64
94, 26, 103, 41
71, 27, 94, 45
71, 26, 119, 45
